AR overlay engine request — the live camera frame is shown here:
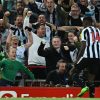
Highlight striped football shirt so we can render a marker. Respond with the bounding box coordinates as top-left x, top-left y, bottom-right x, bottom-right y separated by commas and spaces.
81, 26, 100, 58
